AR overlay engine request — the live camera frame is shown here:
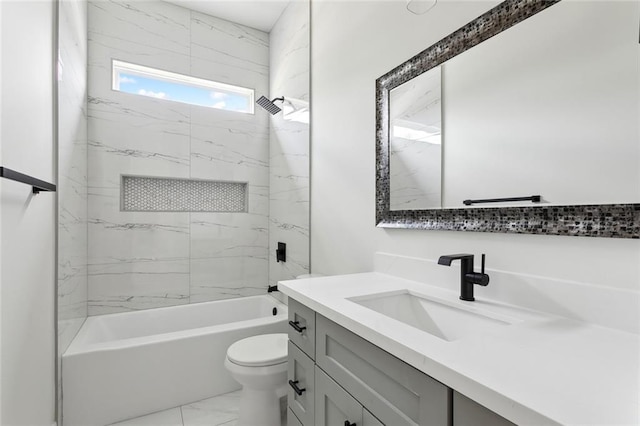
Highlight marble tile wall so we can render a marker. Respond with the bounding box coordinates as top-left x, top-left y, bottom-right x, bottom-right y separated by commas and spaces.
58, 0, 88, 359
268, 1, 311, 289
87, 0, 270, 314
